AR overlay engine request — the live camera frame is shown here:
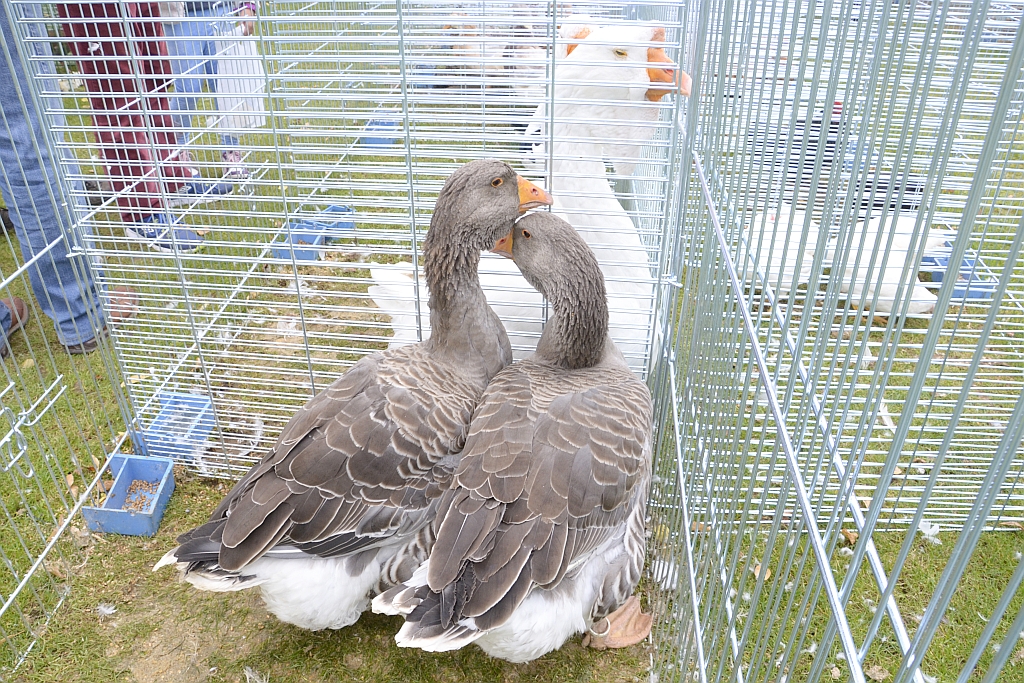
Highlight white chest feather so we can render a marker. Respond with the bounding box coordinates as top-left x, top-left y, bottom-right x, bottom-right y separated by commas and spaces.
245, 551, 392, 631
470, 534, 625, 663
